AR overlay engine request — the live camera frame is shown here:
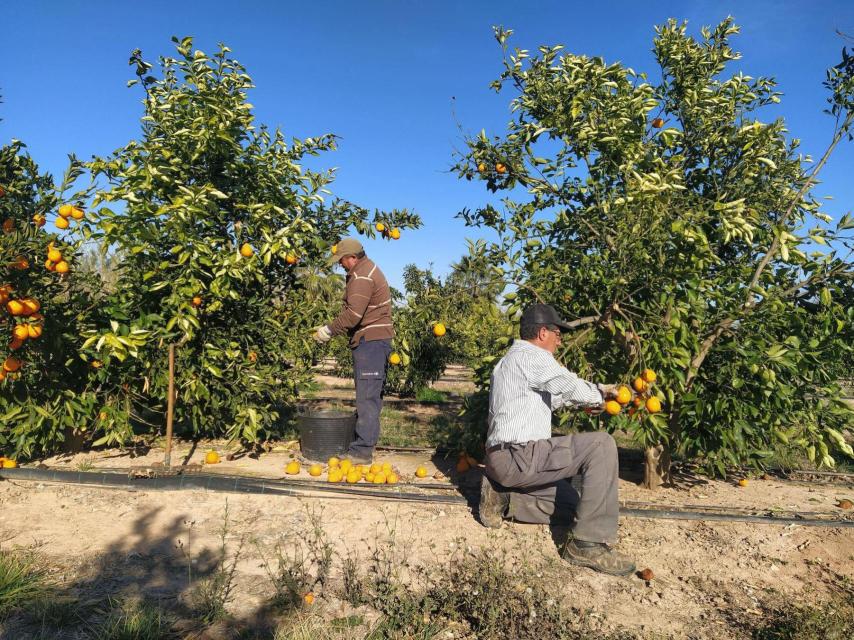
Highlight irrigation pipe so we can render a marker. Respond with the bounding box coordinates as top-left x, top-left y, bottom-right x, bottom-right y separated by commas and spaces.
3, 468, 854, 528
